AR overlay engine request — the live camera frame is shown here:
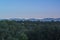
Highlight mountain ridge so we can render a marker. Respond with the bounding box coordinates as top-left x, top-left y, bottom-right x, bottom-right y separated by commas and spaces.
0, 18, 60, 21
8, 18, 60, 21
